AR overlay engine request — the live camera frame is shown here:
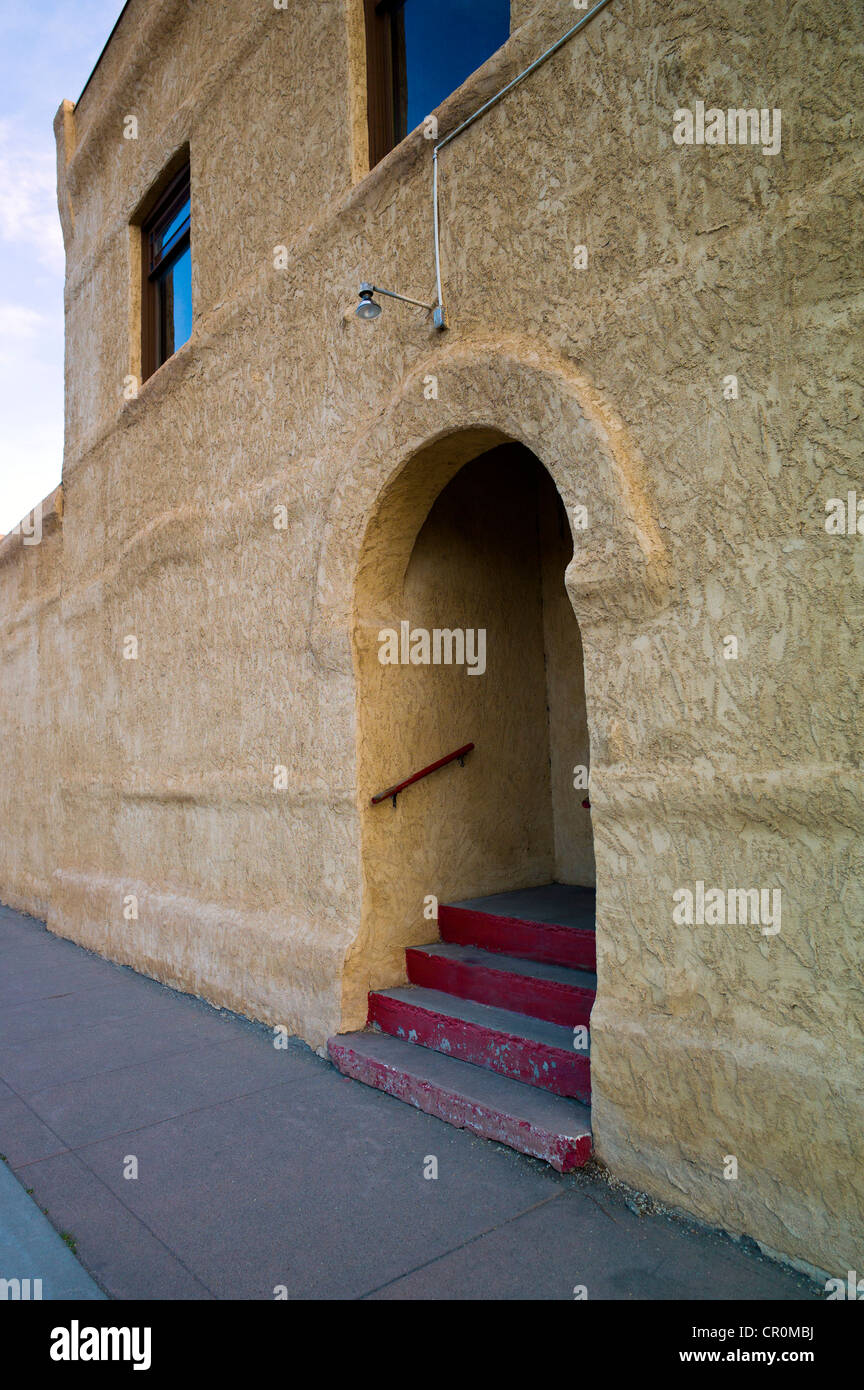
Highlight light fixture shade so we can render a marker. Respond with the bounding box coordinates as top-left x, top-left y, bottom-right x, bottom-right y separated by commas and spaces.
356, 297, 382, 320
